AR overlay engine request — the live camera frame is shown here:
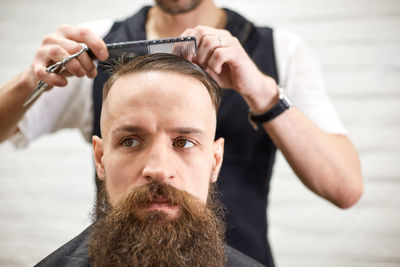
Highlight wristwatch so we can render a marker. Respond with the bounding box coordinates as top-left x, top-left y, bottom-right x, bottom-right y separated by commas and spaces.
248, 86, 292, 130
